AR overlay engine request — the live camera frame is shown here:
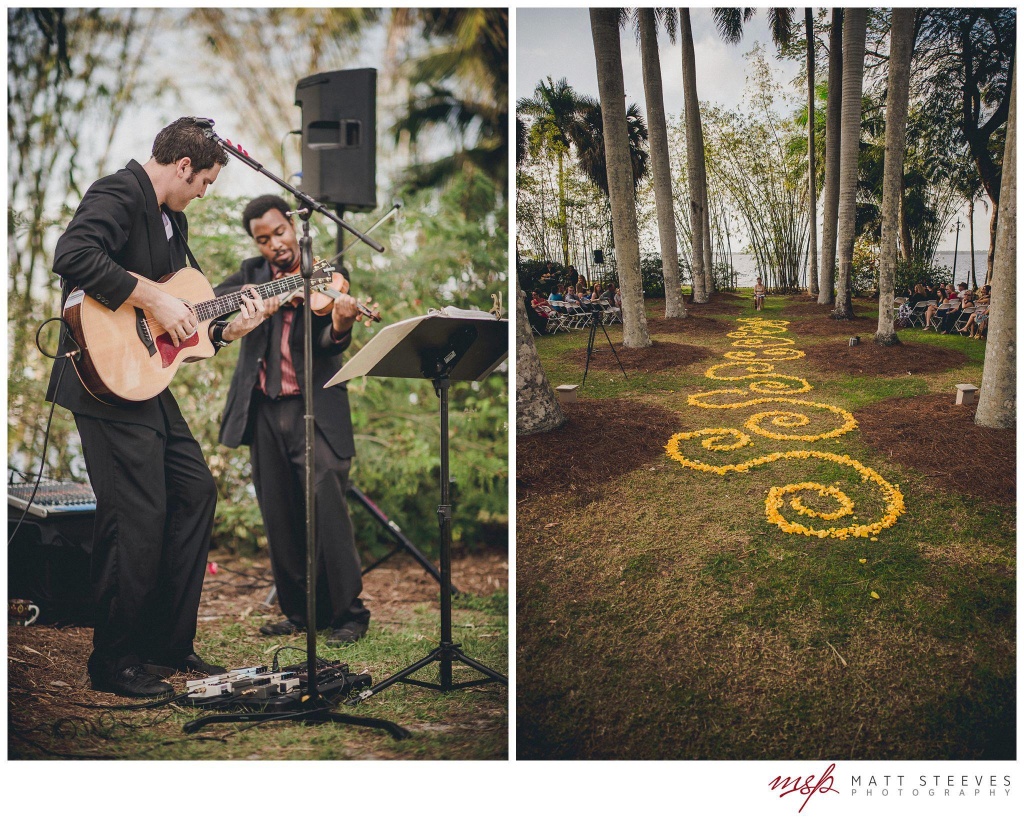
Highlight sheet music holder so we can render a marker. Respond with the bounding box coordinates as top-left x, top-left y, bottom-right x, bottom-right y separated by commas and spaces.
331, 310, 509, 700
326, 309, 507, 386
